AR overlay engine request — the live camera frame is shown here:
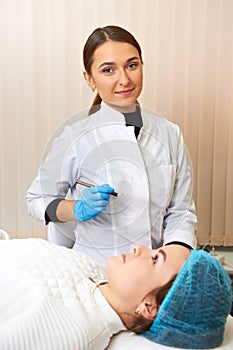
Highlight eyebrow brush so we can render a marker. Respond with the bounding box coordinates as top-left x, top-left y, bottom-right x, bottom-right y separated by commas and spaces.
76, 180, 120, 197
